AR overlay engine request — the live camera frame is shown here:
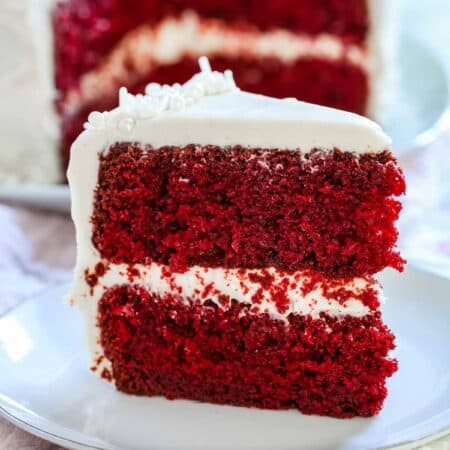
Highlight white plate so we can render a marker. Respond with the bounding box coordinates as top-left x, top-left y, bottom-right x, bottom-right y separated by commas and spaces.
0, 266, 449, 450
0, 32, 448, 213
0, 184, 70, 212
